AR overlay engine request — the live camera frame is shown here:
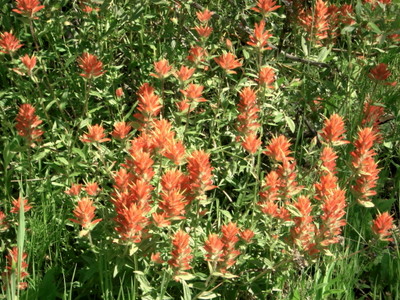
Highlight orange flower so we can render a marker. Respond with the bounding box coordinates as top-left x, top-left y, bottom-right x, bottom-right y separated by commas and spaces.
236, 87, 260, 137
247, 20, 273, 51
151, 252, 165, 264
0, 32, 23, 54
10, 197, 32, 213
350, 127, 380, 206
134, 83, 162, 127
114, 203, 149, 244
187, 150, 216, 197
115, 87, 124, 98
80, 124, 110, 143
150, 59, 172, 79
204, 233, 225, 263
0, 210, 8, 232
196, 8, 213, 23
241, 133, 262, 154
318, 189, 346, 247
175, 65, 195, 82
214, 52, 242, 74
111, 121, 132, 140
3, 247, 29, 290
194, 25, 213, 38
219, 222, 241, 273
15, 103, 44, 146
65, 183, 82, 196
368, 63, 397, 86
257, 66, 275, 88
362, 102, 384, 143
180, 84, 206, 102
77, 52, 106, 79
85, 182, 101, 196
319, 114, 349, 146
290, 196, 316, 252
372, 212, 394, 242
20, 54, 36, 75
252, 0, 281, 16
319, 146, 338, 174
168, 230, 193, 280
299, 0, 330, 44
240, 229, 255, 243
187, 46, 207, 65
13, 0, 45, 19
69, 198, 102, 234
264, 135, 293, 162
